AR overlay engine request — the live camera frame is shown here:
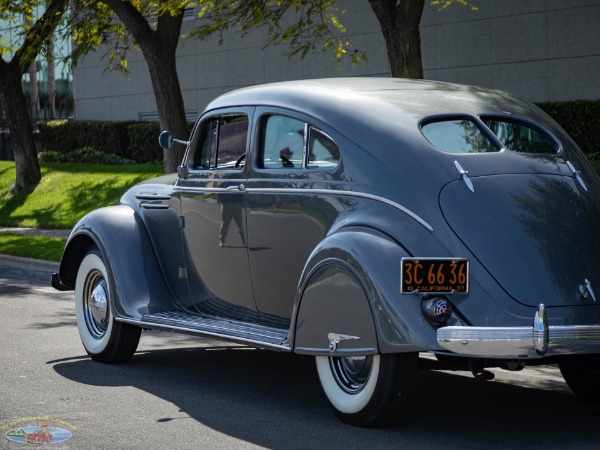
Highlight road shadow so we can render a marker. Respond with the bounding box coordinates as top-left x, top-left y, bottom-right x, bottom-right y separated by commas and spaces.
51, 345, 600, 449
